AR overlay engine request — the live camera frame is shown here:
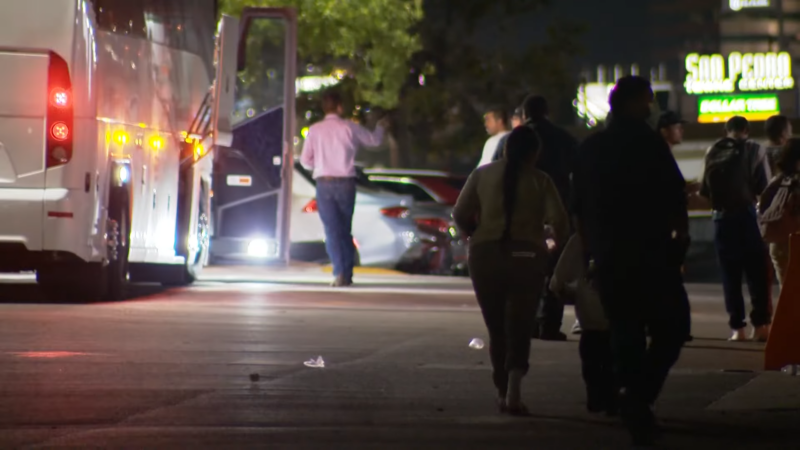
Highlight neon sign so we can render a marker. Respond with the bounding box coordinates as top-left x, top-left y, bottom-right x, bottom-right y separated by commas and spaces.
729, 0, 770, 11
684, 52, 794, 94
697, 93, 779, 123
